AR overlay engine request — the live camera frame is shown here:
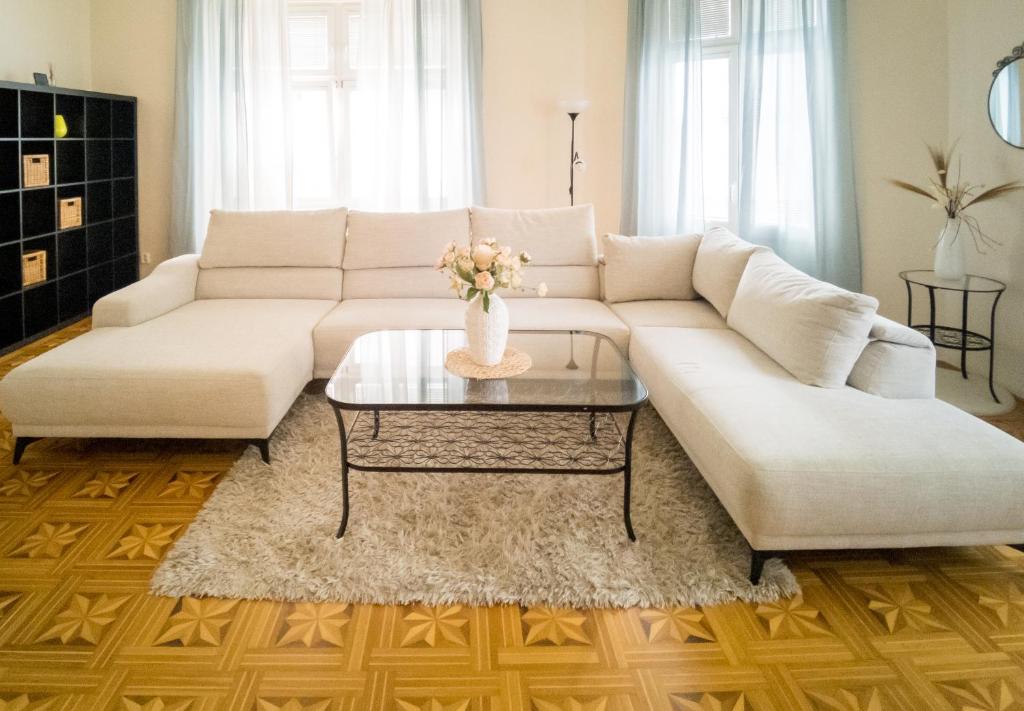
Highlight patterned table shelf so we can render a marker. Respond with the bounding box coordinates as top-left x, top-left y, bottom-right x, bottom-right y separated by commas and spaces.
346, 410, 627, 473
911, 324, 993, 351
